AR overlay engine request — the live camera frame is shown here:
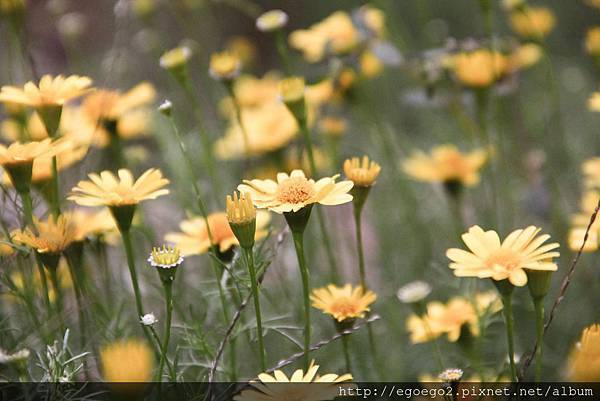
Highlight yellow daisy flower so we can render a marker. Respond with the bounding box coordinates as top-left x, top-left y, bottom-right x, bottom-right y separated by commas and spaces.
238, 169, 353, 214
510, 7, 555, 39
81, 82, 156, 124
567, 324, 600, 381
209, 51, 242, 81
343, 155, 381, 187
165, 211, 270, 256
100, 339, 154, 382
446, 225, 560, 287
446, 49, 509, 88
311, 284, 377, 322
0, 74, 92, 107
234, 361, 352, 401
289, 11, 359, 63
12, 214, 76, 254
68, 168, 169, 207
402, 145, 488, 187
0, 138, 70, 168
407, 297, 478, 343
